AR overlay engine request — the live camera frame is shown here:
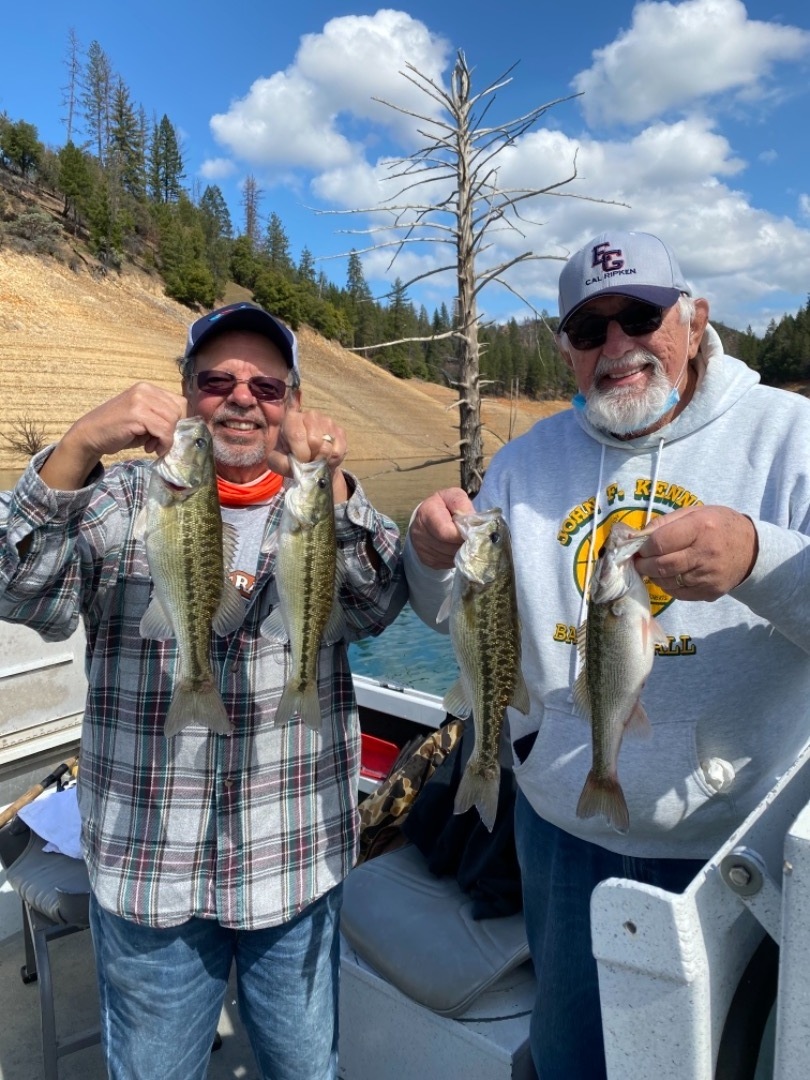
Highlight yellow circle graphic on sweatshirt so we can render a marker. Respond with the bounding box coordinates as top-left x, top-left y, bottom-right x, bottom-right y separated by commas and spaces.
573, 507, 674, 616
